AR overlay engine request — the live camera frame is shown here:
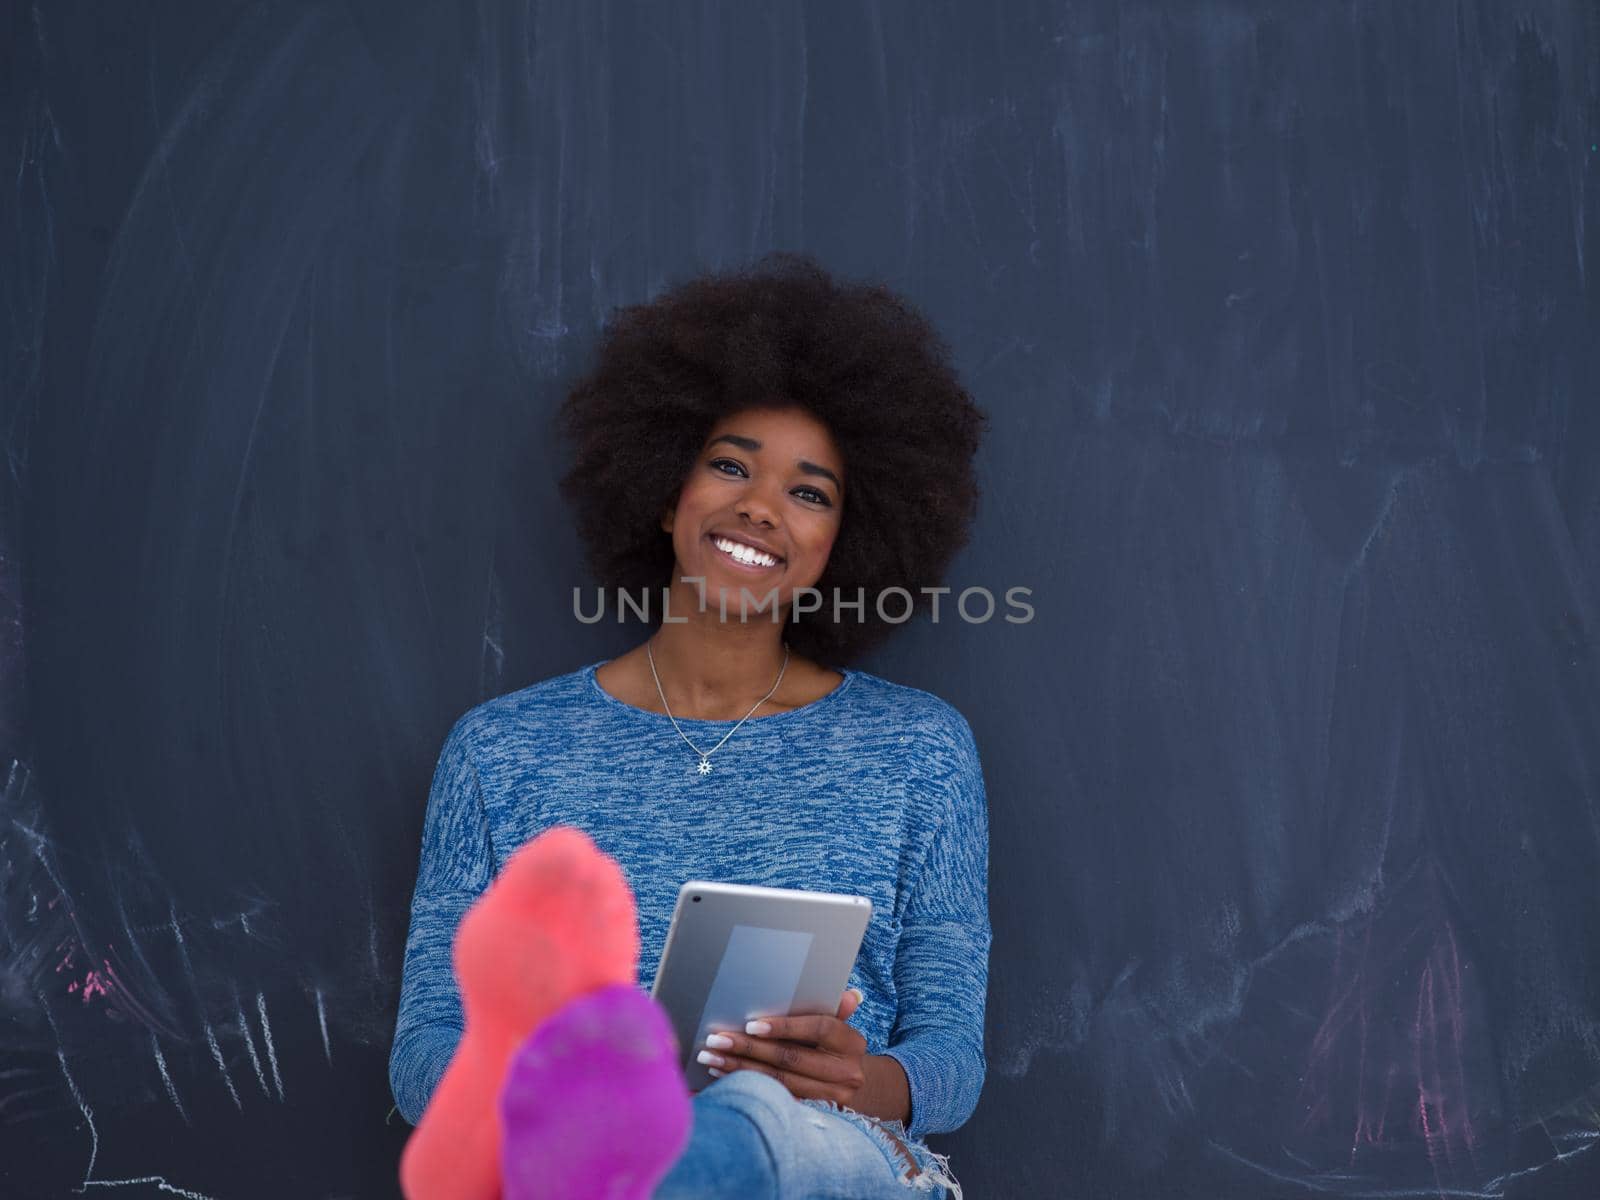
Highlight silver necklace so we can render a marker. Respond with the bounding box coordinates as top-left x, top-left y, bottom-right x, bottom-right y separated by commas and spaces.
646, 638, 790, 777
